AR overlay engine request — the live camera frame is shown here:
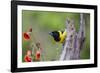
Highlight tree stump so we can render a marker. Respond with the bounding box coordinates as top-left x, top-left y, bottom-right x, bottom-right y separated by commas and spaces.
59, 14, 85, 60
